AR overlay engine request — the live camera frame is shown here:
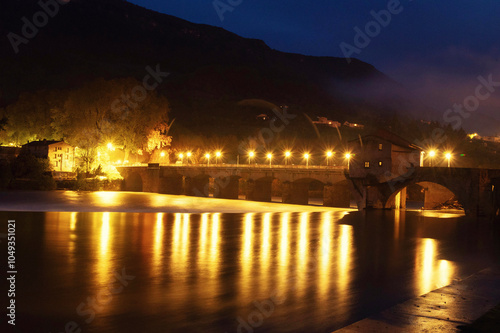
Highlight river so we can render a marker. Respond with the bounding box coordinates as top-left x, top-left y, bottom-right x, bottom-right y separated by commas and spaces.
1, 191, 499, 332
